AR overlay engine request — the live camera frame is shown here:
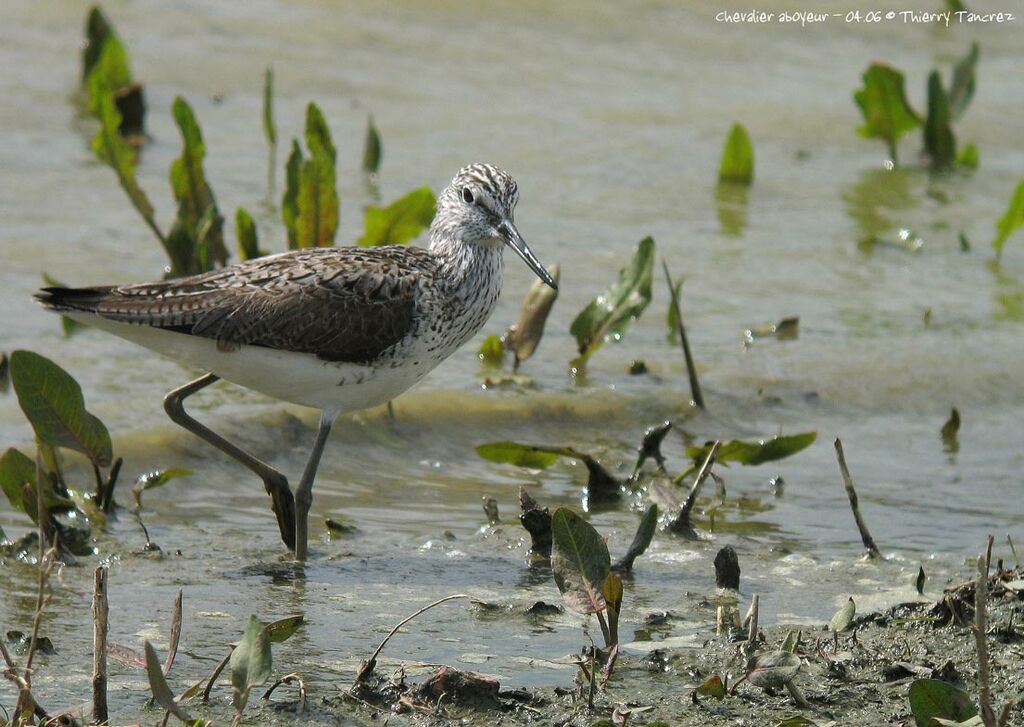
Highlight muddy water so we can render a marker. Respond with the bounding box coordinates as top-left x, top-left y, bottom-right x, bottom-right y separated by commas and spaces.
1, 0, 1023, 720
